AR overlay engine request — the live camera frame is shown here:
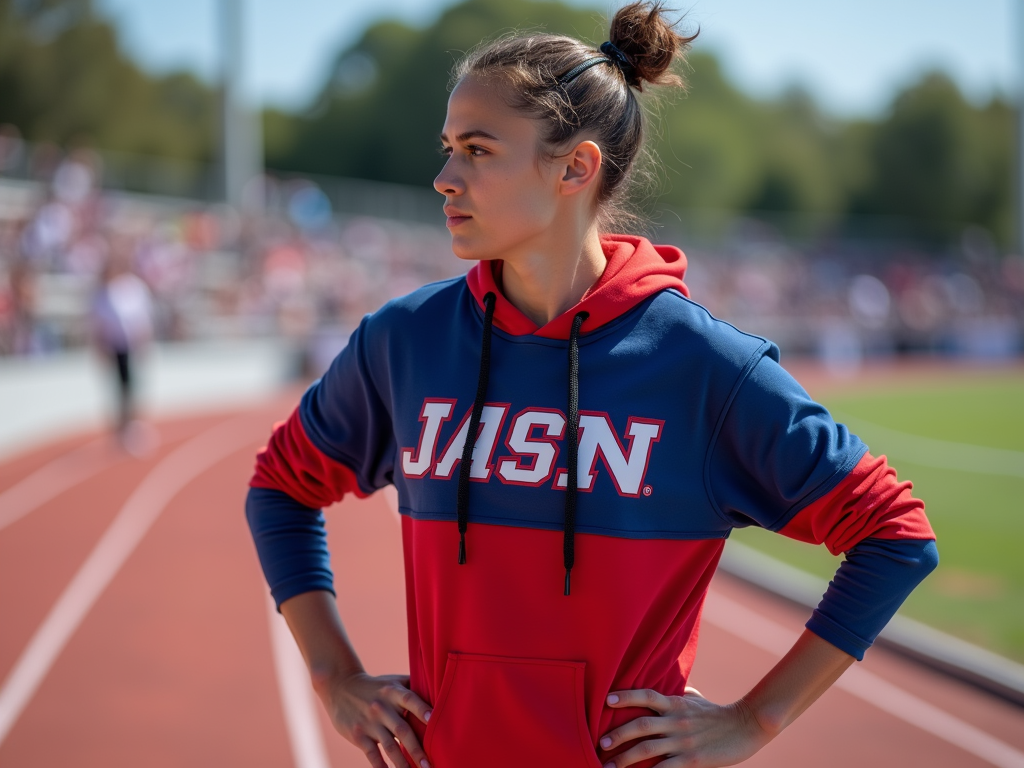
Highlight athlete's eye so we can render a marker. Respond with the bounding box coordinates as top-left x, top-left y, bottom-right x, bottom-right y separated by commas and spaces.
466, 145, 488, 157
439, 145, 452, 157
